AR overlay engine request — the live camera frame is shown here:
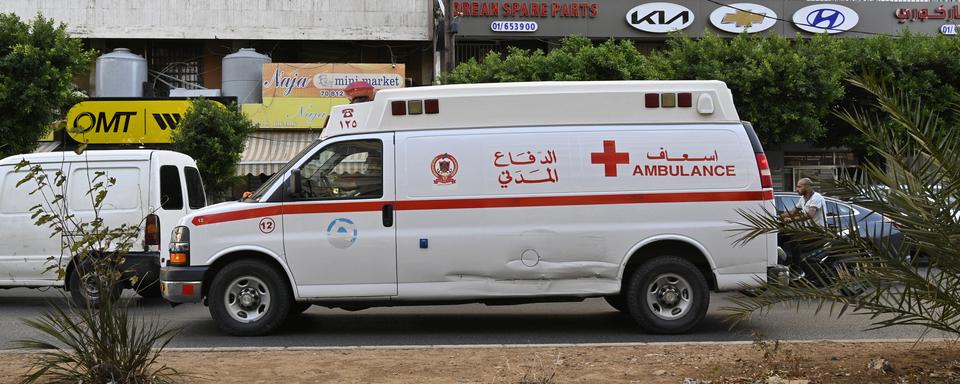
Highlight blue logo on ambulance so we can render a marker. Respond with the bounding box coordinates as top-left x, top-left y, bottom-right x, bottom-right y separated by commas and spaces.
326, 218, 358, 249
